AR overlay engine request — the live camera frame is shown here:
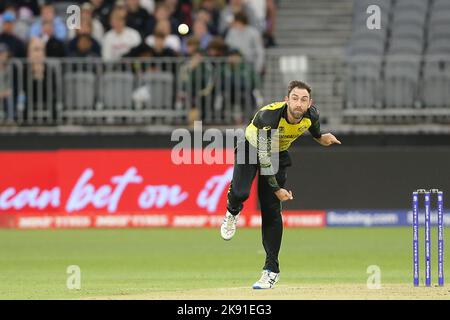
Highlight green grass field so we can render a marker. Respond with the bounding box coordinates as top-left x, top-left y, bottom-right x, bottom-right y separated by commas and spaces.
0, 228, 449, 299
